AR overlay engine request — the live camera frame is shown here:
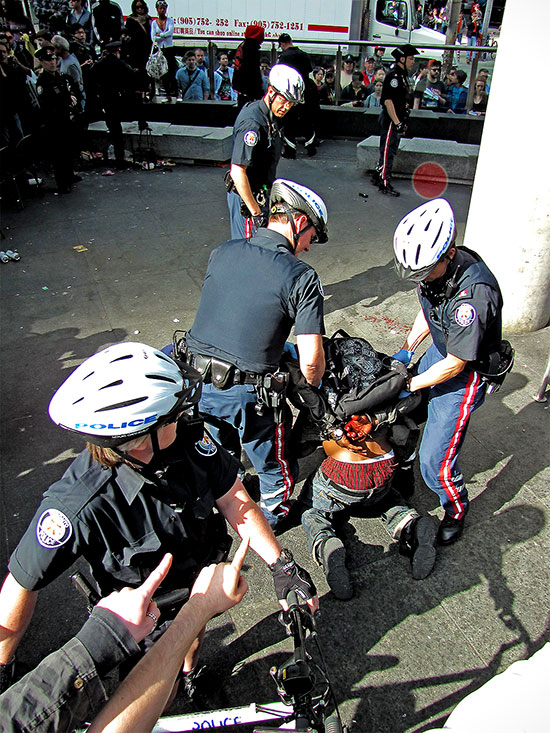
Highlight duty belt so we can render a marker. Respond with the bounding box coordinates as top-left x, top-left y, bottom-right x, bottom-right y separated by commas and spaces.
188, 353, 260, 388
